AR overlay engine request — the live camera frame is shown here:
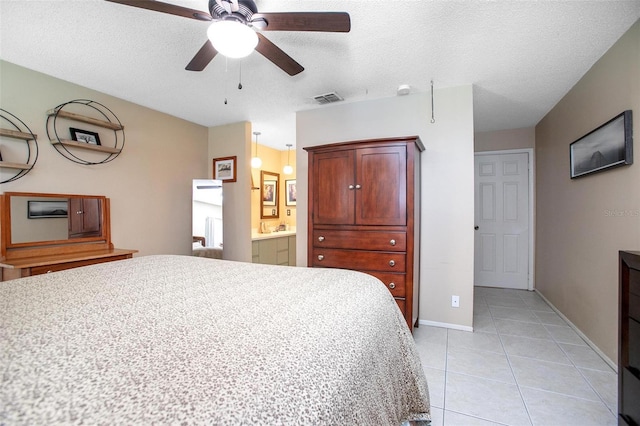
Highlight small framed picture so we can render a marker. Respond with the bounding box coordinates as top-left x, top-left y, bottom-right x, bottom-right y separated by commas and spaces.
285, 179, 296, 206
263, 180, 277, 206
213, 156, 237, 182
69, 127, 101, 145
